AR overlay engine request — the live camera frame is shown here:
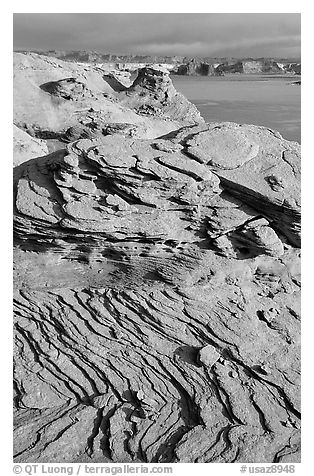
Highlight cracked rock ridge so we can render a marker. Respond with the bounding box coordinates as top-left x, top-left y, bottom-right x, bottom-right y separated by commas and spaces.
14, 120, 300, 464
